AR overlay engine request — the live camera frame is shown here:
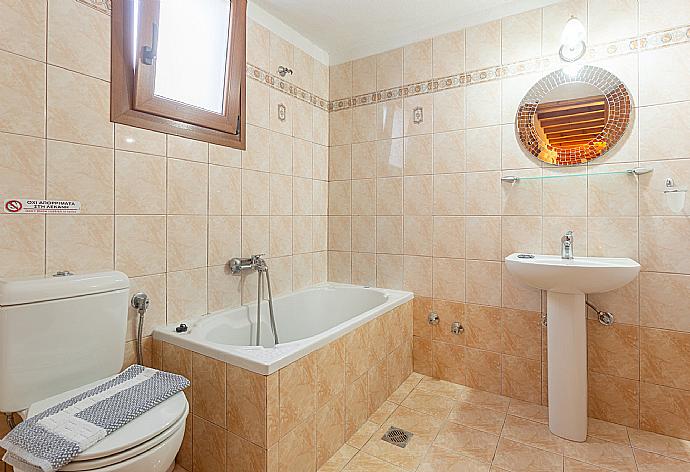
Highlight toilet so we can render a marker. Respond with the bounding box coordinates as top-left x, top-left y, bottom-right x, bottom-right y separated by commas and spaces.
0, 272, 188, 472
